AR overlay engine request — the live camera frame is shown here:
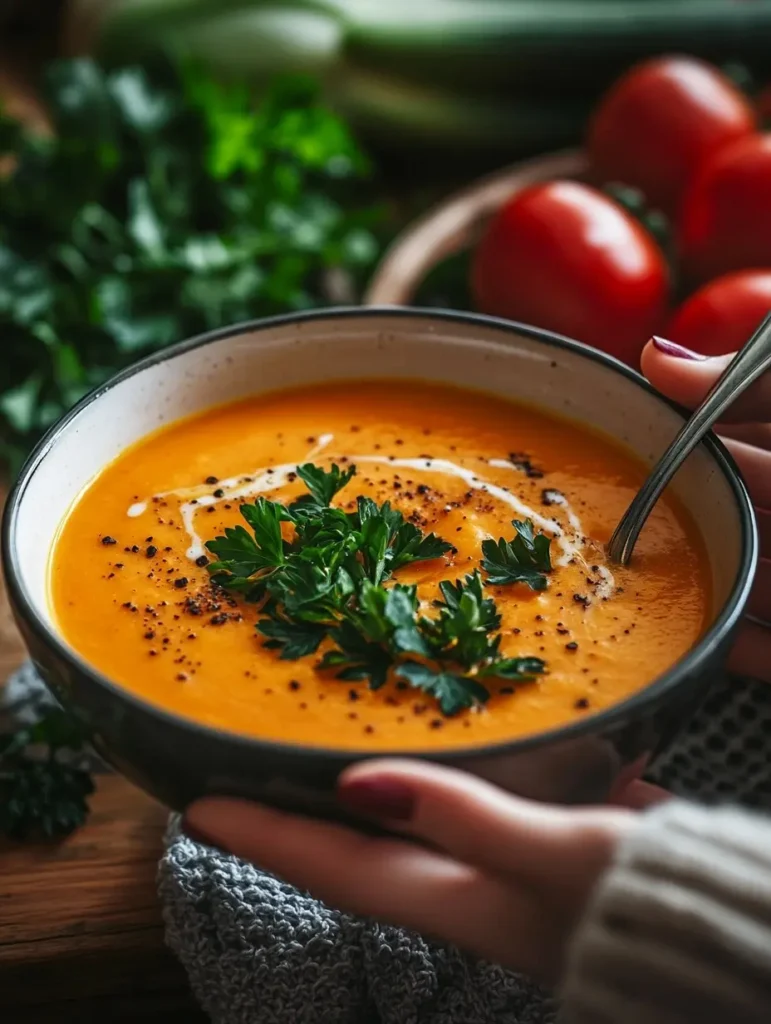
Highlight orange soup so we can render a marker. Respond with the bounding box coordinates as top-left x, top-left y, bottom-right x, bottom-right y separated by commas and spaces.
50, 379, 710, 750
